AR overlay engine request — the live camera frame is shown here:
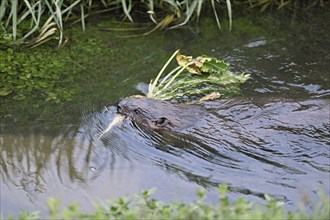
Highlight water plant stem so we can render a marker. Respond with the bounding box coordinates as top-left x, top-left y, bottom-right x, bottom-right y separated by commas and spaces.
147, 49, 180, 97
152, 62, 193, 98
